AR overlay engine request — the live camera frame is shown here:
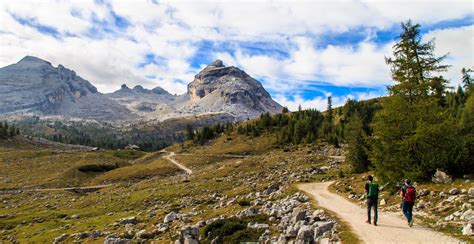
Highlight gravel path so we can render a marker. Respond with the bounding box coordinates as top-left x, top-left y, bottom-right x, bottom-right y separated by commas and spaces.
162, 151, 192, 175
298, 181, 460, 244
